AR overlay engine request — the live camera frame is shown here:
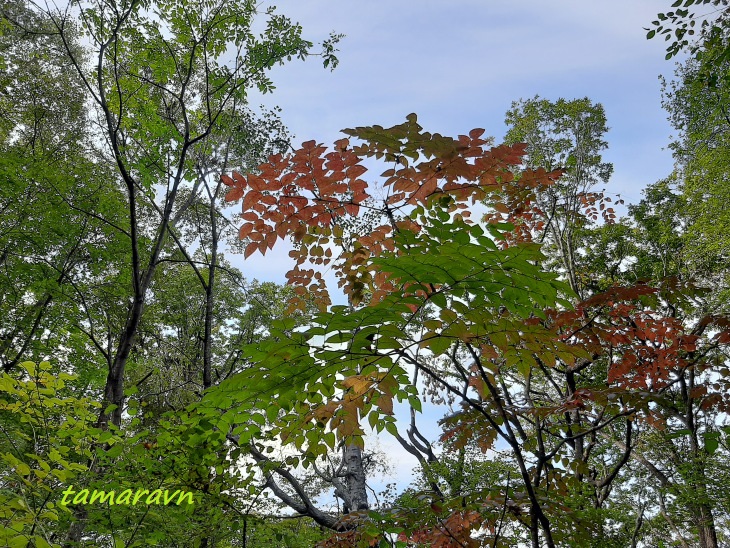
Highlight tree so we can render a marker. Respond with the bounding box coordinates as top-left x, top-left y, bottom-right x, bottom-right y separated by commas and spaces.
169, 105, 291, 392
0, 0, 341, 543
185, 113, 730, 547
211, 116, 568, 545
27, 0, 340, 433
573, 180, 730, 547
592, 32, 730, 546
646, 0, 730, 86
503, 97, 615, 299
658, 57, 730, 309
0, 0, 127, 378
